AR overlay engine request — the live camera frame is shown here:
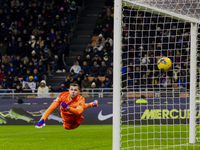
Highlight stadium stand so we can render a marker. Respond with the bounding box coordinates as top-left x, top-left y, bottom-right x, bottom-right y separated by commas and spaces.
2, 0, 192, 97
